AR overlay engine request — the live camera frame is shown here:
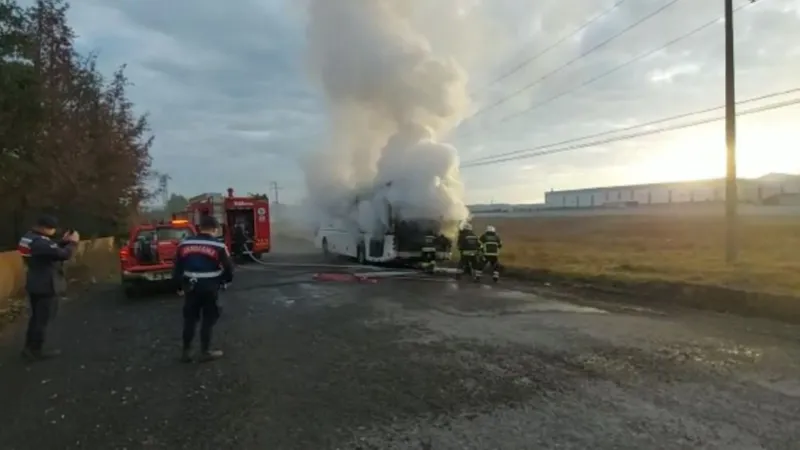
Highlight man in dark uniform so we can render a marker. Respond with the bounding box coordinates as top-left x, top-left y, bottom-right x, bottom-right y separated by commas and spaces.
232, 222, 247, 261
172, 216, 234, 362
17, 215, 79, 360
456, 223, 481, 279
479, 225, 502, 281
